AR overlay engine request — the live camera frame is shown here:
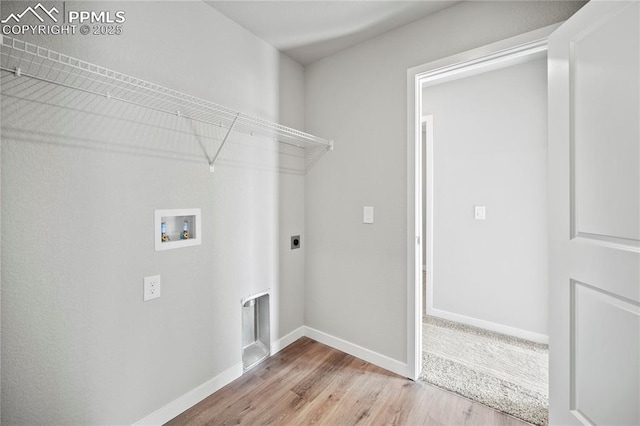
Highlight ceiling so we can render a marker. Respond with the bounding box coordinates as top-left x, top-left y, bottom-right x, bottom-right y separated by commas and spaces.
205, 1, 461, 66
